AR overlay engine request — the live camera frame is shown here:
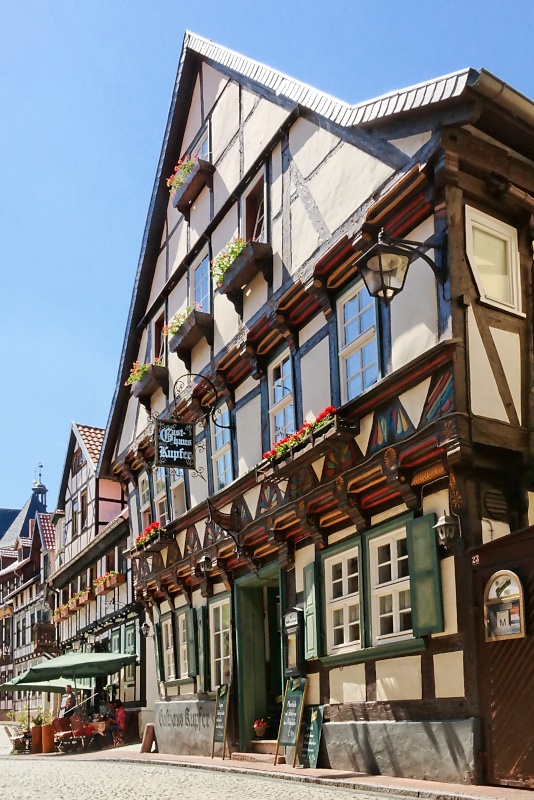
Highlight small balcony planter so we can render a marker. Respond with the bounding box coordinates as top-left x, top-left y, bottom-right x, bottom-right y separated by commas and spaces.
53, 610, 61, 624
105, 572, 127, 591
60, 606, 70, 620
78, 589, 95, 606
68, 597, 79, 612
94, 582, 107, 597
130, 364, 169, 409
171, 158, 215, 216
134, 523, 175, 554
167, 309, 214, 371
217, 241, 273, 316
